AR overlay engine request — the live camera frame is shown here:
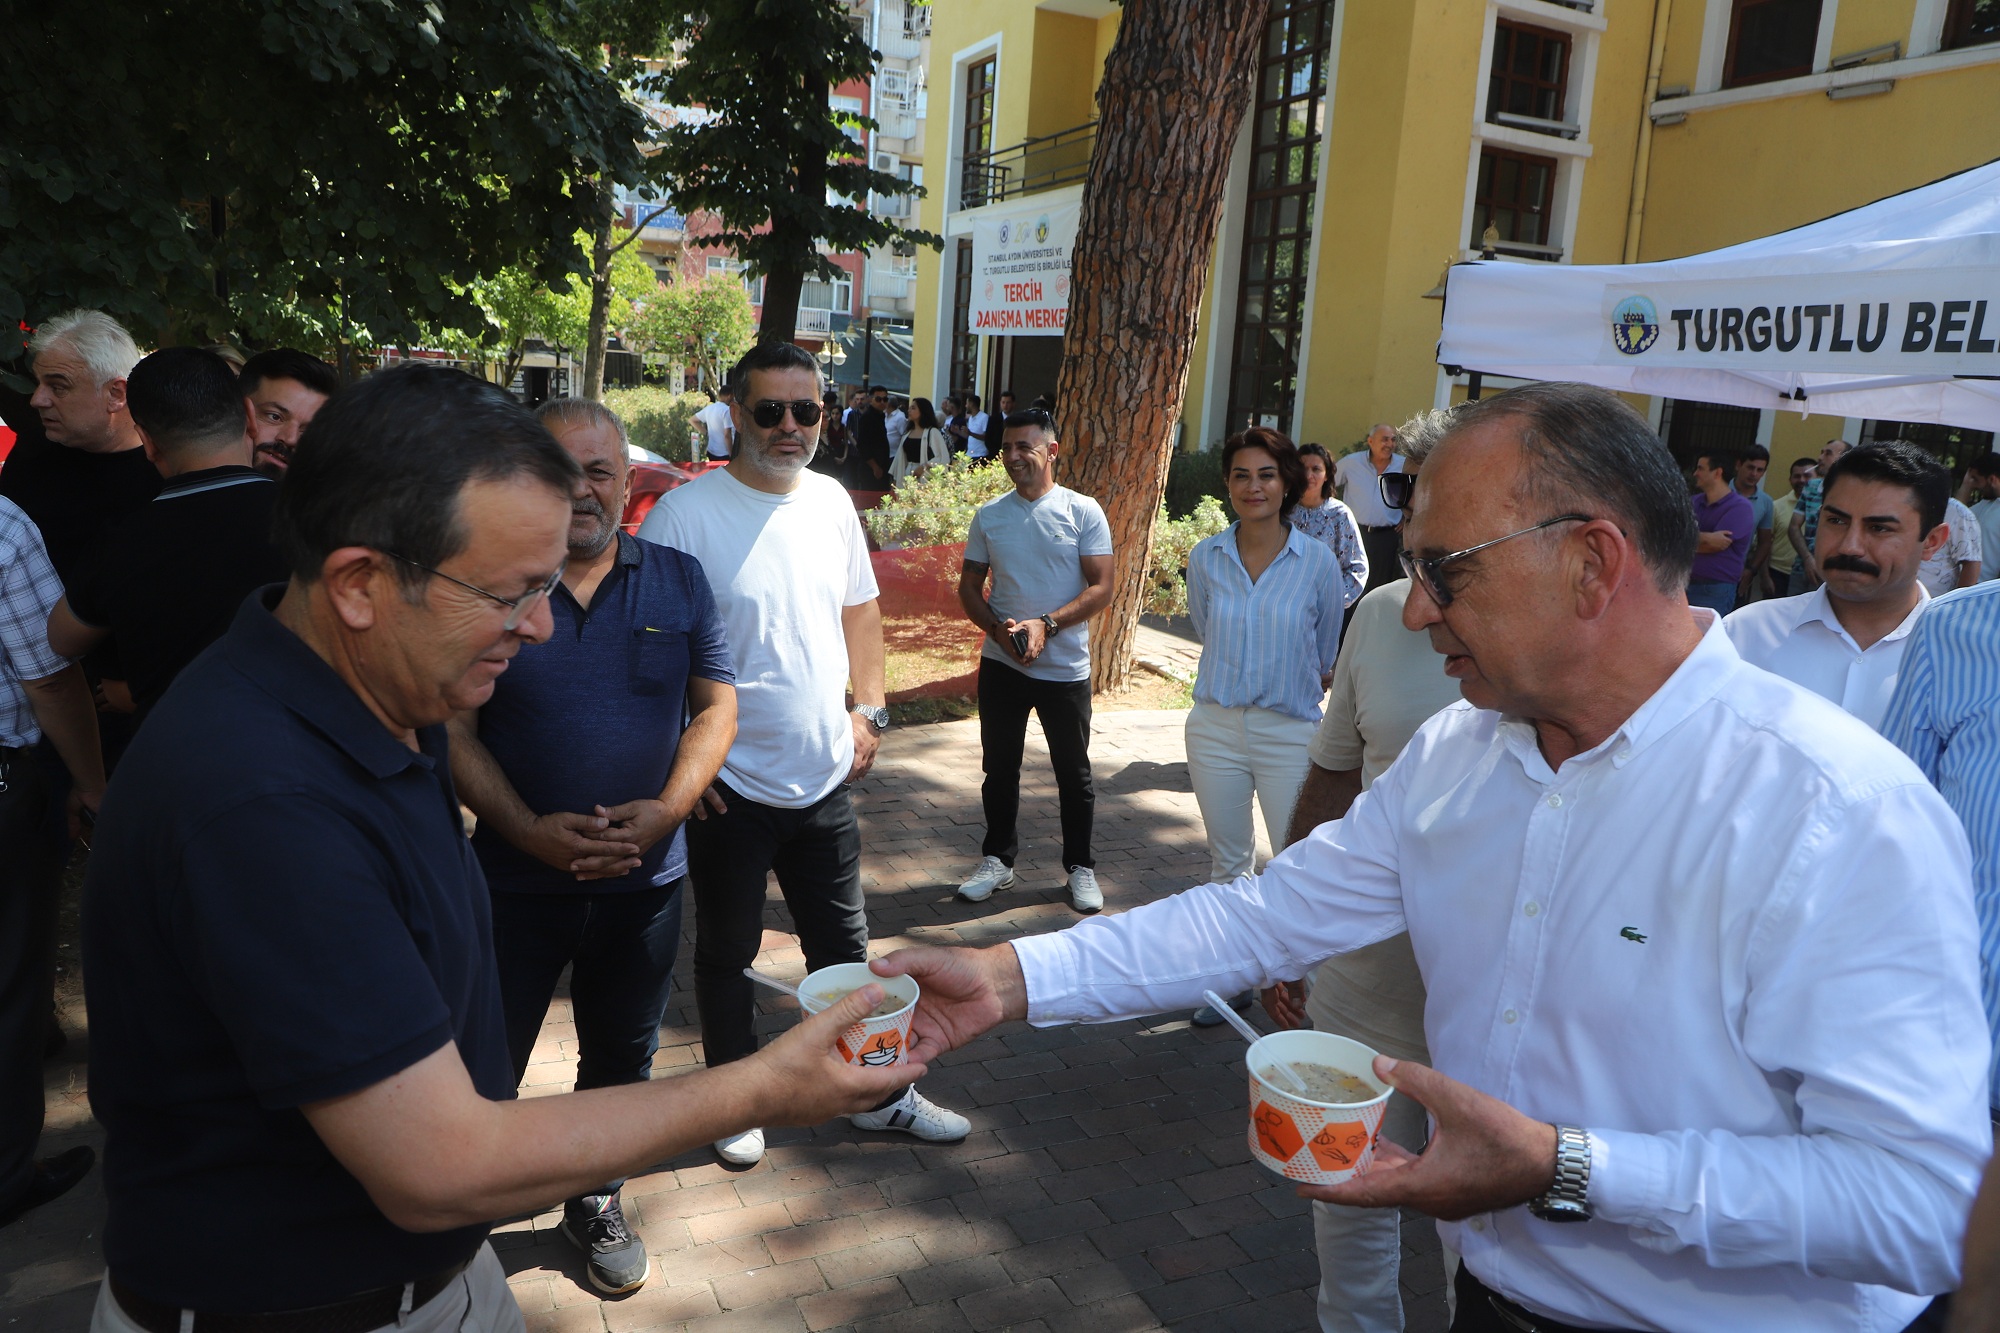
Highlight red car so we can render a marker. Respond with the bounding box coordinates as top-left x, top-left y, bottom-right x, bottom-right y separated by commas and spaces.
622, 459, 723, 533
